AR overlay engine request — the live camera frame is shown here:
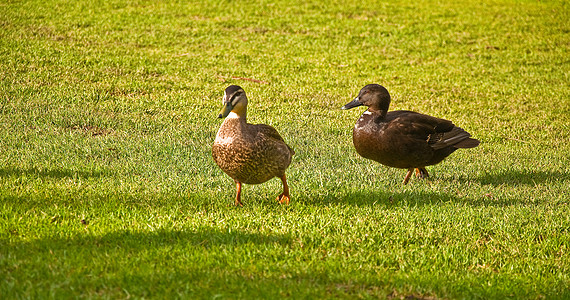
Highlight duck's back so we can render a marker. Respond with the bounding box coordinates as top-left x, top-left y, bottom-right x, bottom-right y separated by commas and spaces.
213, 119, 293, 184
